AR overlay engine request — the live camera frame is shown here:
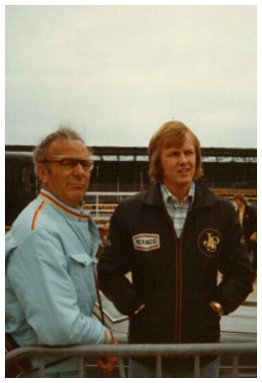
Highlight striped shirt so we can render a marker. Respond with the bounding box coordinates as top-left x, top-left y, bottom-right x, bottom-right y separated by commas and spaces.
161, 182, 195, 238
